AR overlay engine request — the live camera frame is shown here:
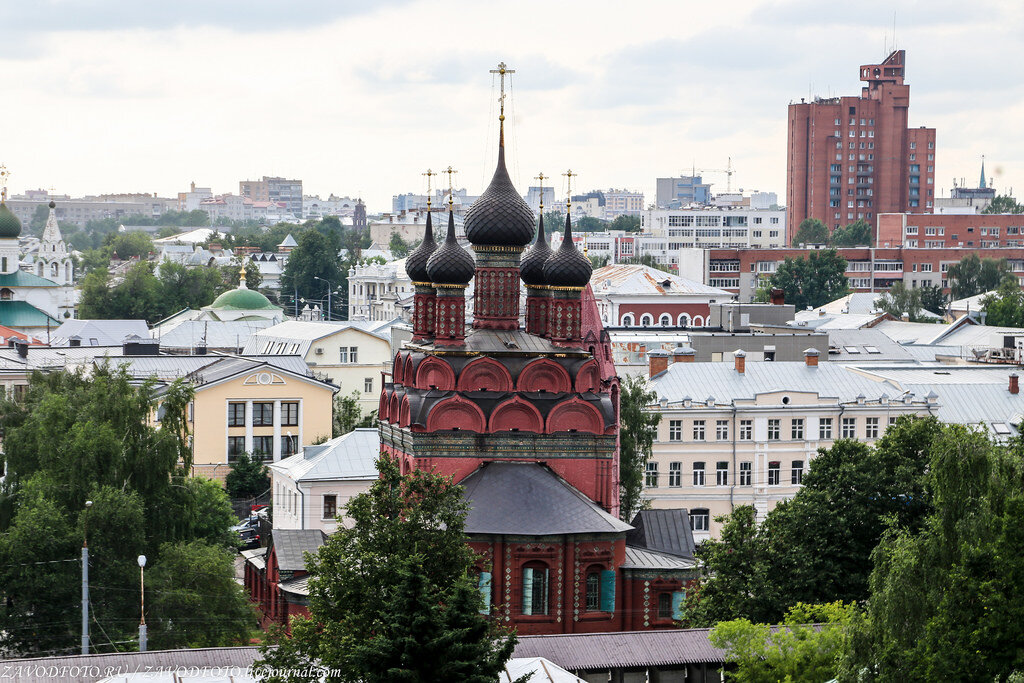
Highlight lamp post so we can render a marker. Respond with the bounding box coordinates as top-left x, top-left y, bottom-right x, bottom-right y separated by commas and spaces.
138, 555, 147, 652
313, 276, 334, 321
82, 499, 92, 655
